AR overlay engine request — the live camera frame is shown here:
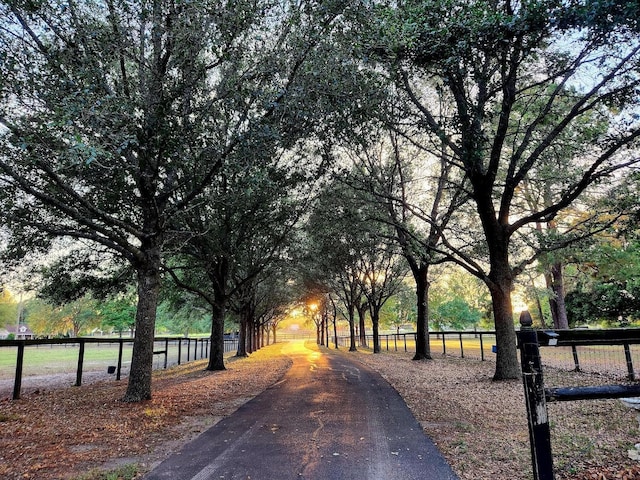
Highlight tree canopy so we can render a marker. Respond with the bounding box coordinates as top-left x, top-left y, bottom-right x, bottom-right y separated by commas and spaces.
1, 0, 640, 396
364, 0, 640, 378
0, 0, 372, 401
